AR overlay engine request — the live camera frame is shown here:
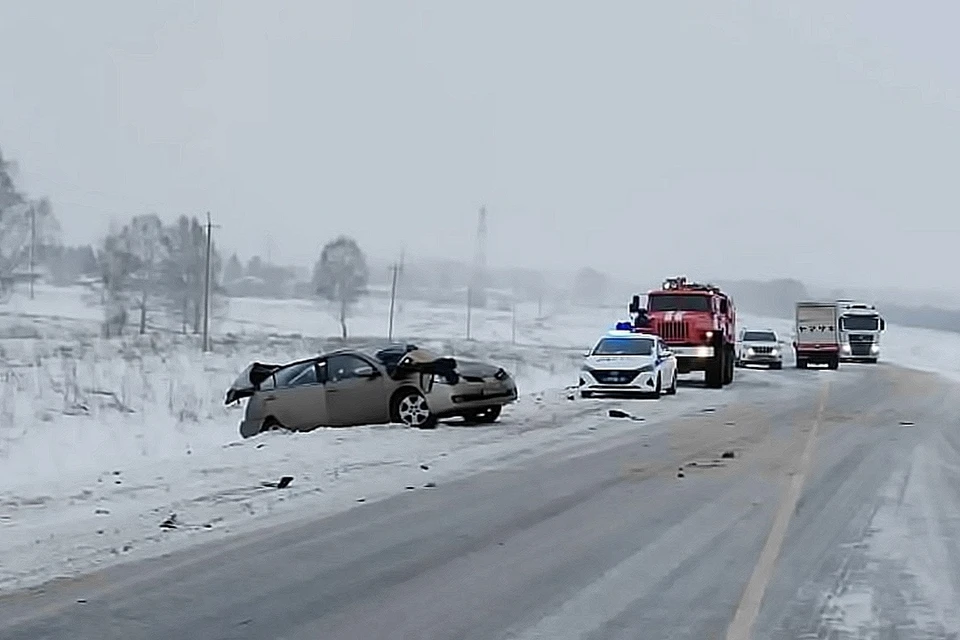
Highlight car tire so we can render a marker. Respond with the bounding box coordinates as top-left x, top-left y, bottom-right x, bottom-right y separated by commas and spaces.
650, 373, 662, 399
393, 389, 437, 429
666, 371, 678, 395
260, 416, 284, 434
